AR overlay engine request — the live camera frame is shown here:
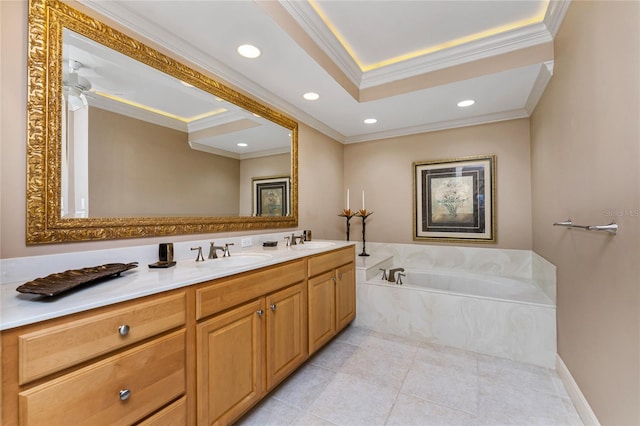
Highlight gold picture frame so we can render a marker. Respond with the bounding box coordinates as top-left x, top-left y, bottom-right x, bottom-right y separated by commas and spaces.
413, 155, 496, 243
